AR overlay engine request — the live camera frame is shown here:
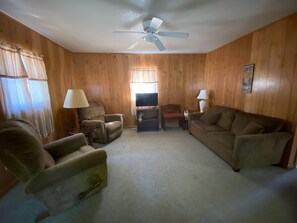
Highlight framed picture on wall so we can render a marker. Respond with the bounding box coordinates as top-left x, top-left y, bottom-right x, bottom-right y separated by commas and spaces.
241, 64, 255, 94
